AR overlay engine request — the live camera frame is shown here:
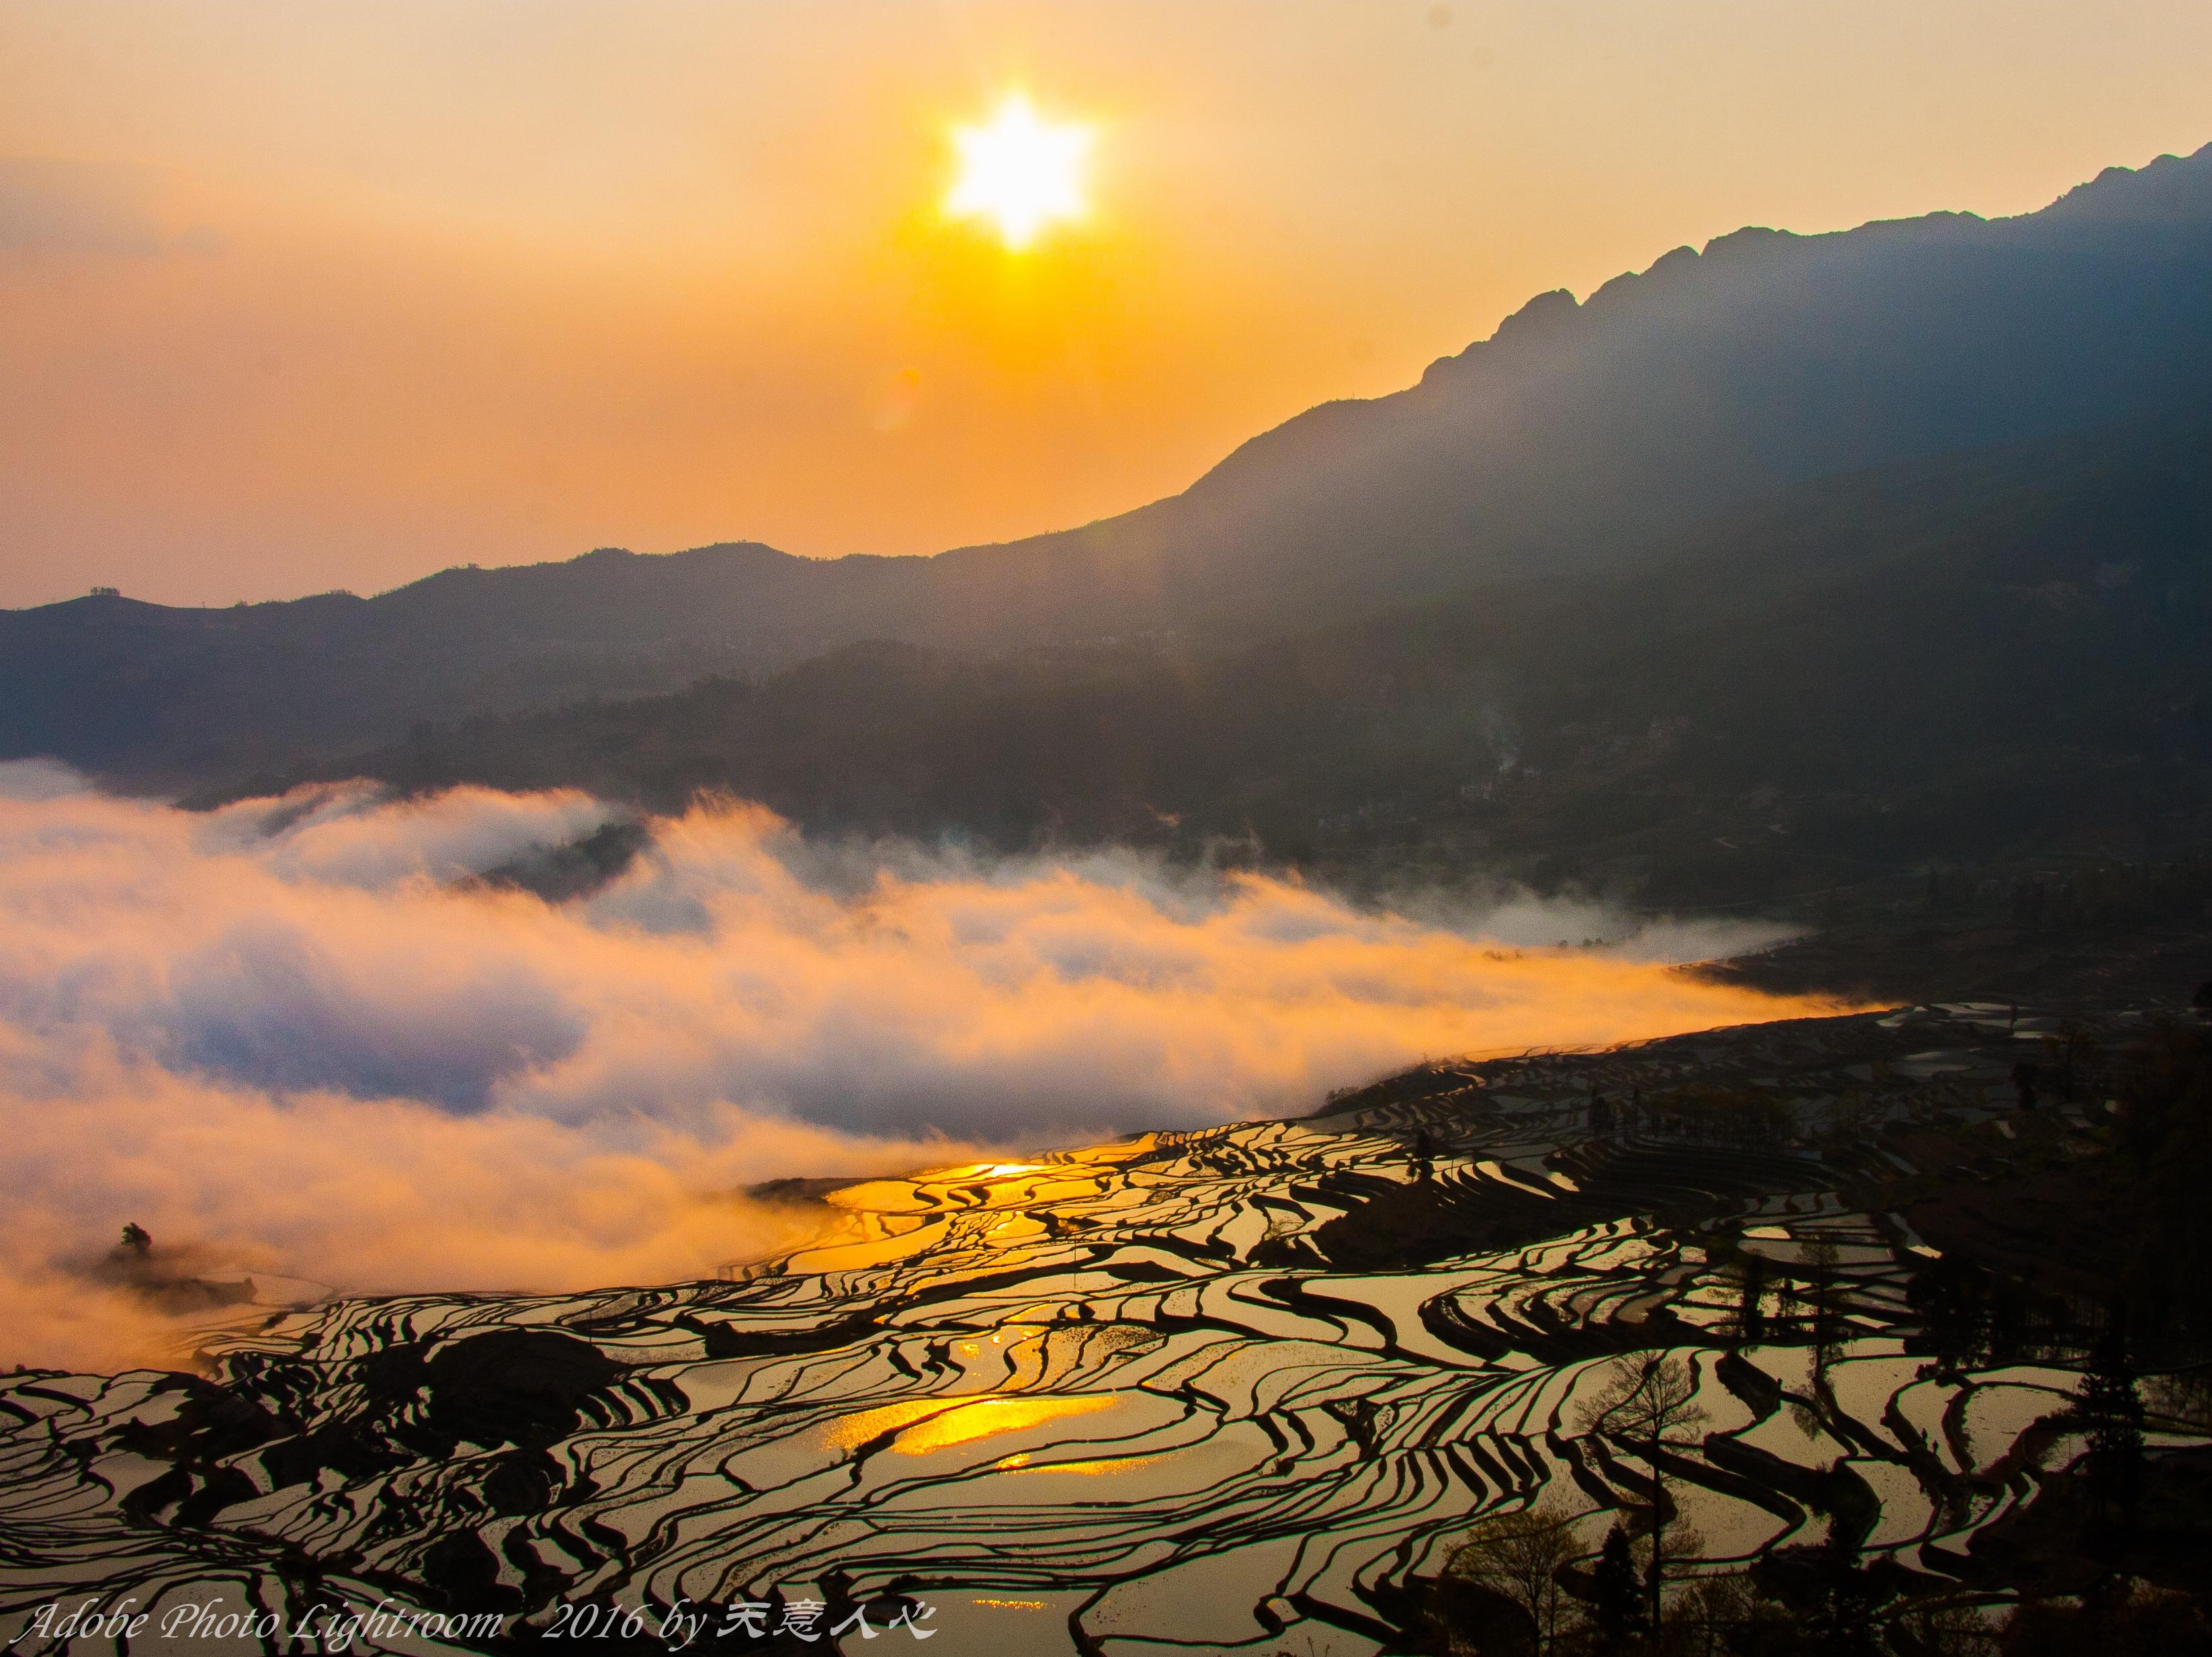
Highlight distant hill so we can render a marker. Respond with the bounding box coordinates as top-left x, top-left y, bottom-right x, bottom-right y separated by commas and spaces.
256, 407, 2212, 910
7, 140, 2212, 785
0, 544, 930, 783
